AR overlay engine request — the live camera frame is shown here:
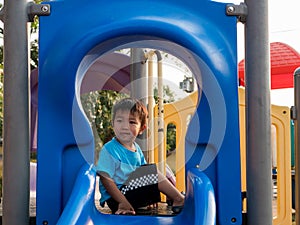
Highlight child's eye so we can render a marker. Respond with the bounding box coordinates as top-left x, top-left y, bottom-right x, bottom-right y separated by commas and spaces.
116, 119, 122, 123
129, 120, 138, 125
